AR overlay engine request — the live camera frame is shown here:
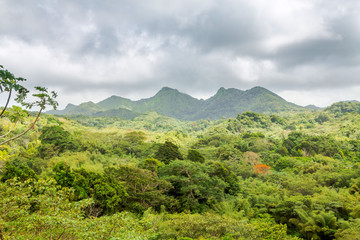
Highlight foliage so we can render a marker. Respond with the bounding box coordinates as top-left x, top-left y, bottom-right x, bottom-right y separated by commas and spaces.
2, 96, 360, 239
289, 209, 337, 239
159, 160, 228, 212
254, 164, 271, 175
0, 65, 28, 114
151, 211, 255, 239
53, 161, 75, 188
39, 125, 80, 157
211, 162, 240, 195
0, 65, 58, 146
1, 159, 37, 182
187, 149, 205, 163
105, 165, 173, 213
142, 157, 164, 173
155, 141, 183, 164
237, 111, 271, 128
0, 178, 157, 239
325, 101, 360, 115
